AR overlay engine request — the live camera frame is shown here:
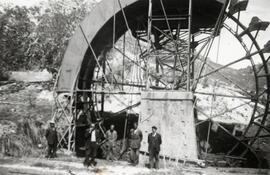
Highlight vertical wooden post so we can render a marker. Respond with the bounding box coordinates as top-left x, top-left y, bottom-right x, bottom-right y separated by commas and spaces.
146, 0, 152, 90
